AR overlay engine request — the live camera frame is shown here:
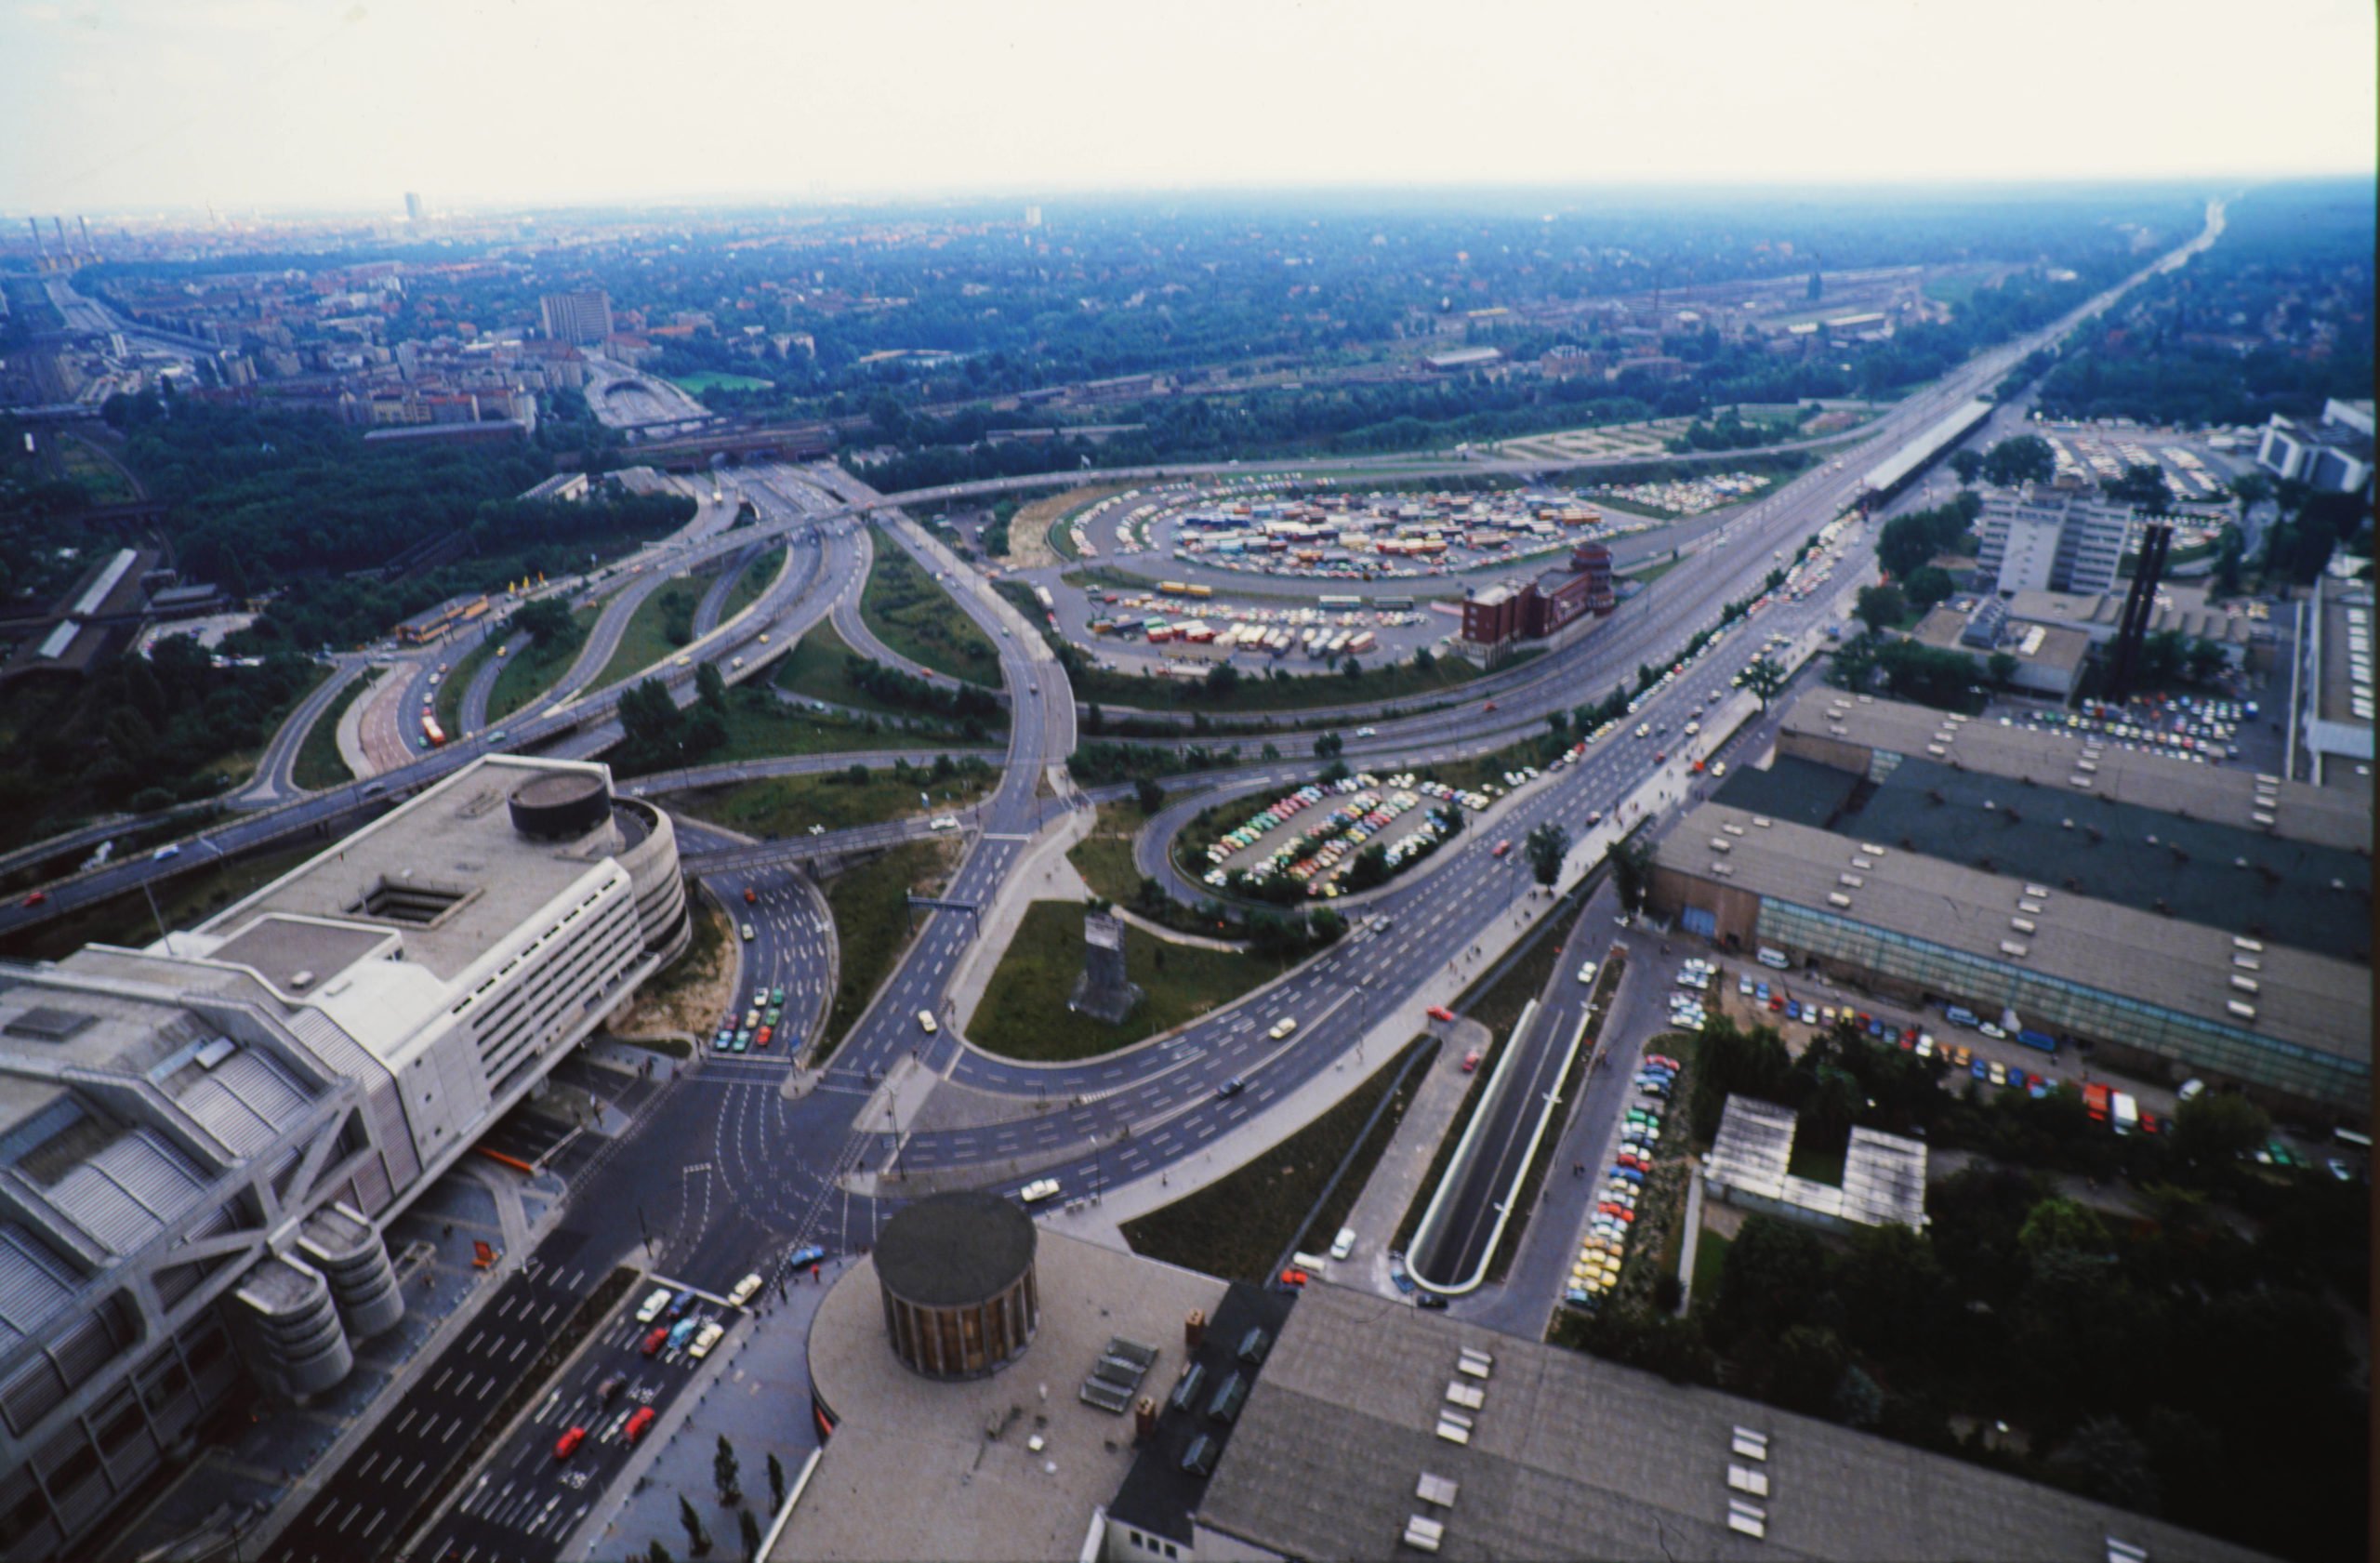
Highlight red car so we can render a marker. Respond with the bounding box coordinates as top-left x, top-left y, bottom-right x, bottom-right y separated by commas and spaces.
641, 1326, 669, 1357
623, 1406, 657, 1445
1482, 700, 1499, 713
755, 1026, 773, 1049
1491, 840, 1512, 858
1646, 1054, 1680, 1070
1654, 751, 1666, 764
1767, 994, 1785, 1012
1461, 1049, 1482, 1072
19, 892, 45, 908
1426, 1005, 1456, 1024
743, 886, 757, 905
1278, 1267, 1310, 1288
554, 1425, 587, 1461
